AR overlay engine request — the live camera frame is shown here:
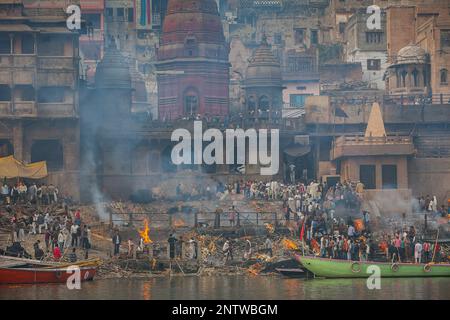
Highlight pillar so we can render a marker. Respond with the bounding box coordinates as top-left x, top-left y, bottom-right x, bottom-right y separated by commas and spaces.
12, 122, 23, 161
